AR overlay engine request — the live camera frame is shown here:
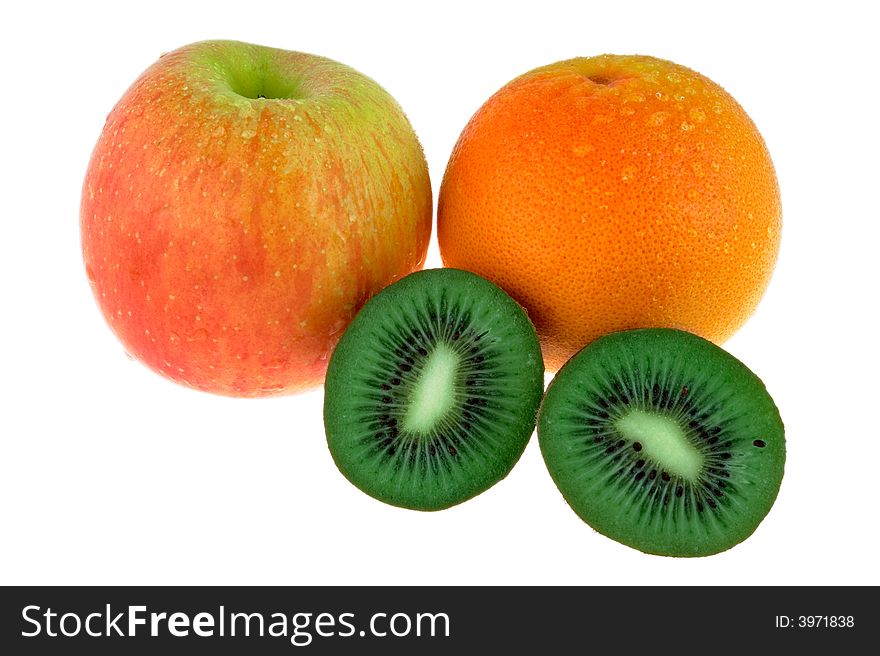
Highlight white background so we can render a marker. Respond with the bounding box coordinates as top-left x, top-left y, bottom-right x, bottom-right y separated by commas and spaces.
1, 0, 878, 586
